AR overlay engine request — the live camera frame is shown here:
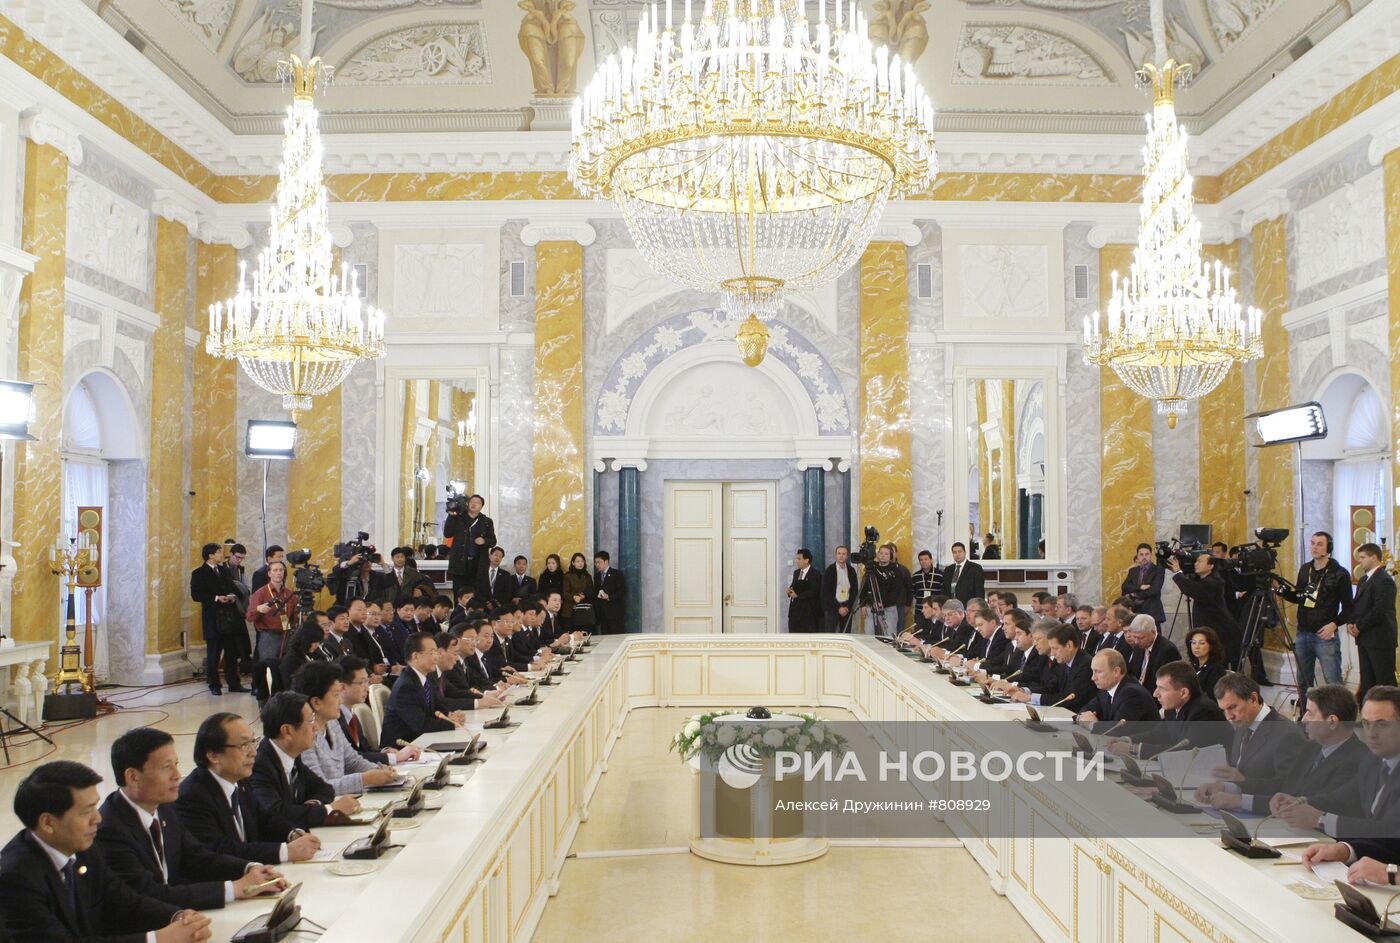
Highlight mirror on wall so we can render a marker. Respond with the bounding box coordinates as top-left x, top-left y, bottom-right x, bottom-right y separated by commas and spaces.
964, 377, 1047, 560
395, 378, 479, 549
